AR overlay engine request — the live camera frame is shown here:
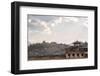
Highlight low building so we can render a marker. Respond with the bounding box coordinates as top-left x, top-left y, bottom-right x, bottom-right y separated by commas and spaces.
65, 41, 88, 59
